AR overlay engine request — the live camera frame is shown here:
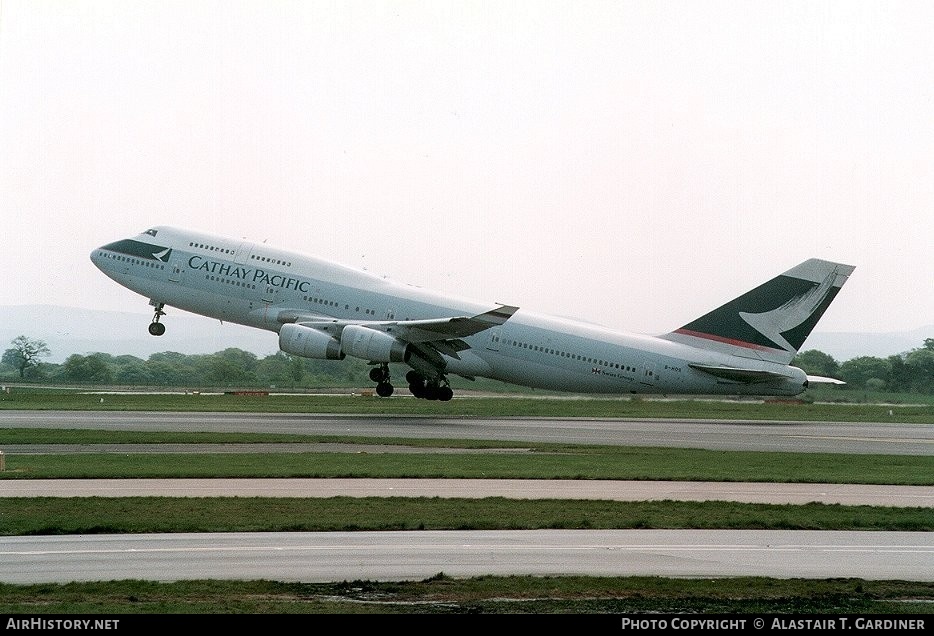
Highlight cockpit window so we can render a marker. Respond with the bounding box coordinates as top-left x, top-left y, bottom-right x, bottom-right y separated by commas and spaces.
144, 228, 158, 237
